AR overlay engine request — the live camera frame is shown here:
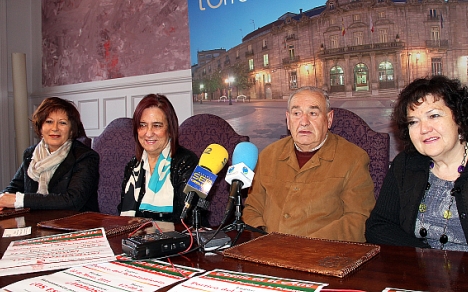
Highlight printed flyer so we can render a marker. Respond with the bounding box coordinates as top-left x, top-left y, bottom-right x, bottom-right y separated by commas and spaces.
382, 289, 426, 292
169, 269, 328, 291
1, 259, 204, 292
0, 228, 115, 277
